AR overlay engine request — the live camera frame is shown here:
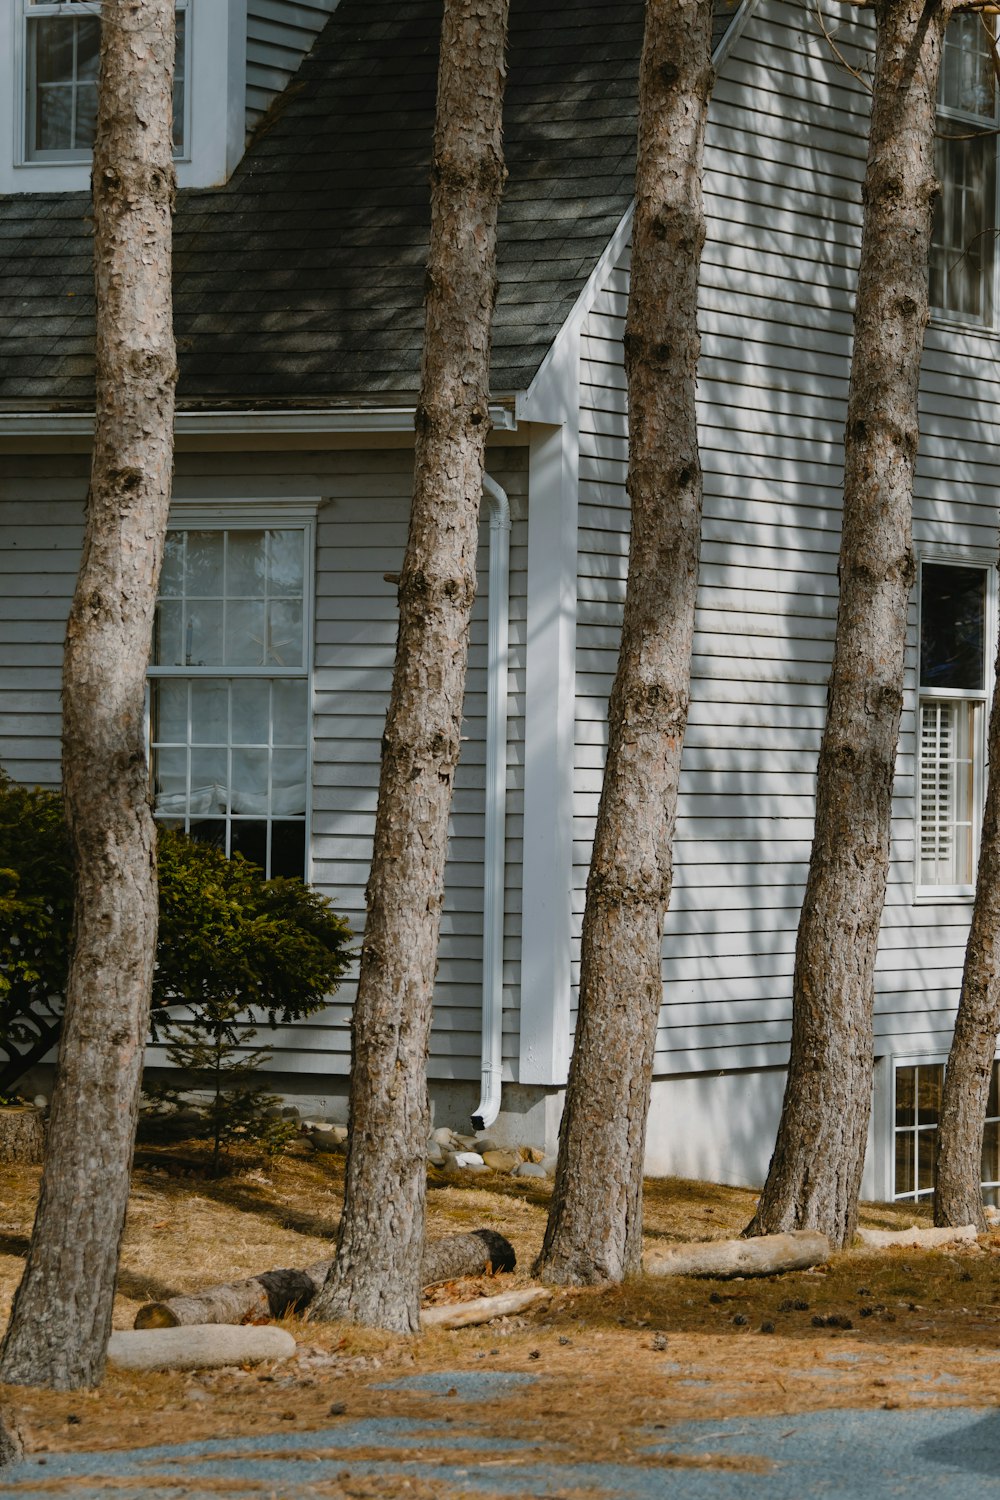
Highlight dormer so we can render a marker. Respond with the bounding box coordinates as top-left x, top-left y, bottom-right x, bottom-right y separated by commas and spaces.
0, 0, 340, 196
